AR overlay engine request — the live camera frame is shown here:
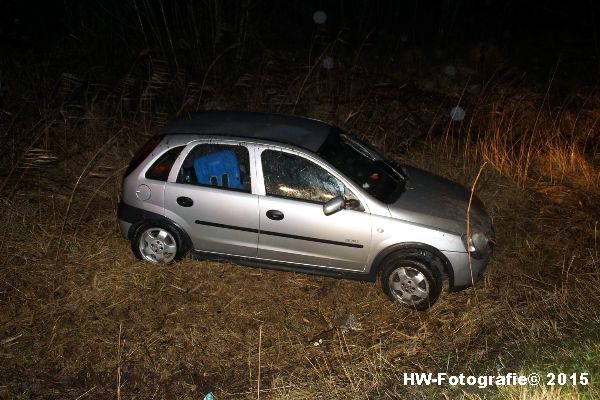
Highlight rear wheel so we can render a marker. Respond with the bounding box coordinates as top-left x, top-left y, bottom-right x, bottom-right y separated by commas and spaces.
381, 255, 442, 310
132, 221, 188, 263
